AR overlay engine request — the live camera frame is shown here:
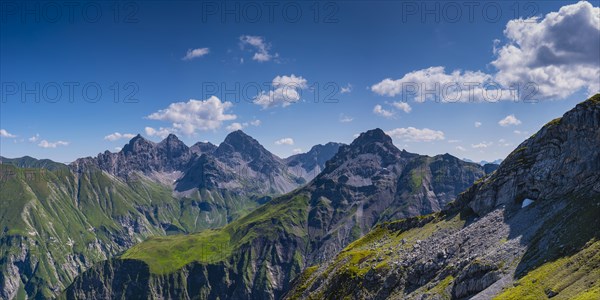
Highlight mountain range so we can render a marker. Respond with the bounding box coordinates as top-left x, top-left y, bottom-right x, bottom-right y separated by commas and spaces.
2, 94, 598, 299
0, 131, 343, 299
